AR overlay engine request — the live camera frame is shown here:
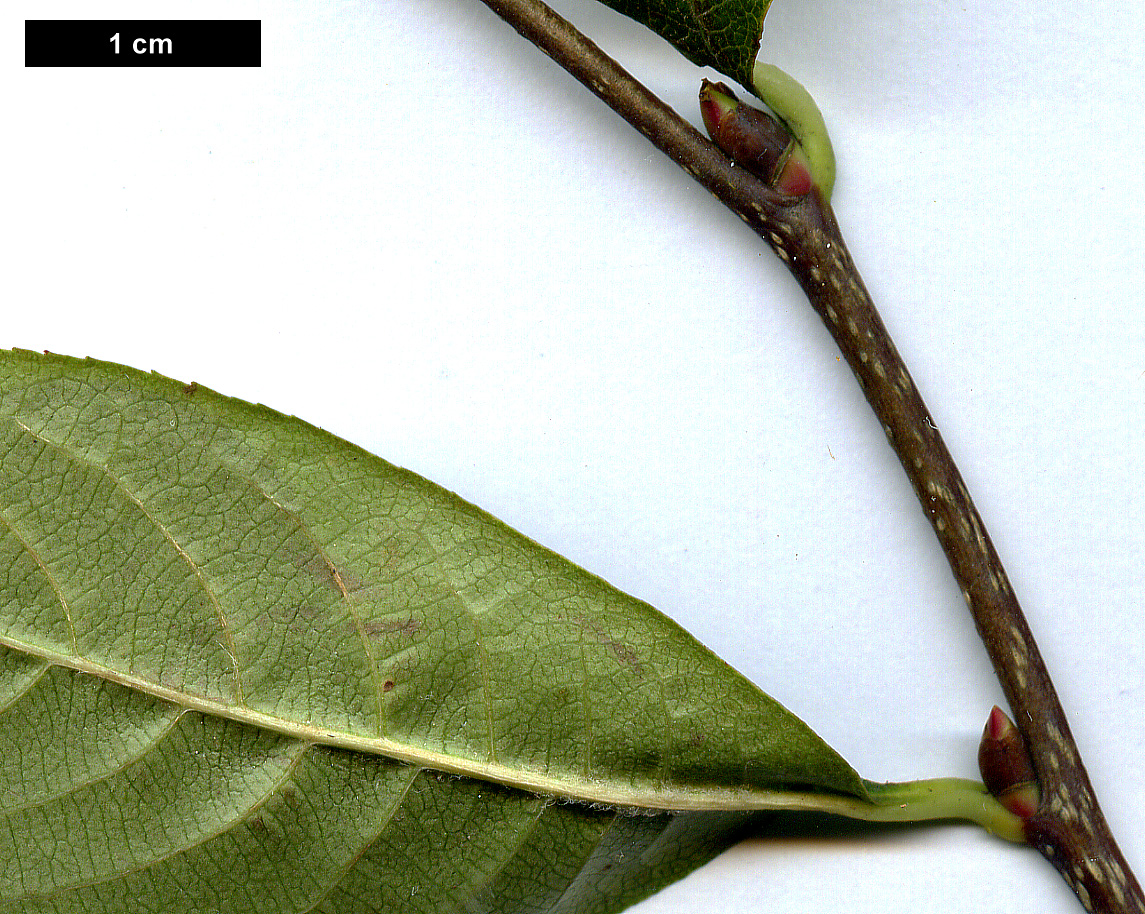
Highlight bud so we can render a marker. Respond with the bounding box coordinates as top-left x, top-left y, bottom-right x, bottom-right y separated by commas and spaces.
699, 80, 812, 196
978, 706, 1040, 818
